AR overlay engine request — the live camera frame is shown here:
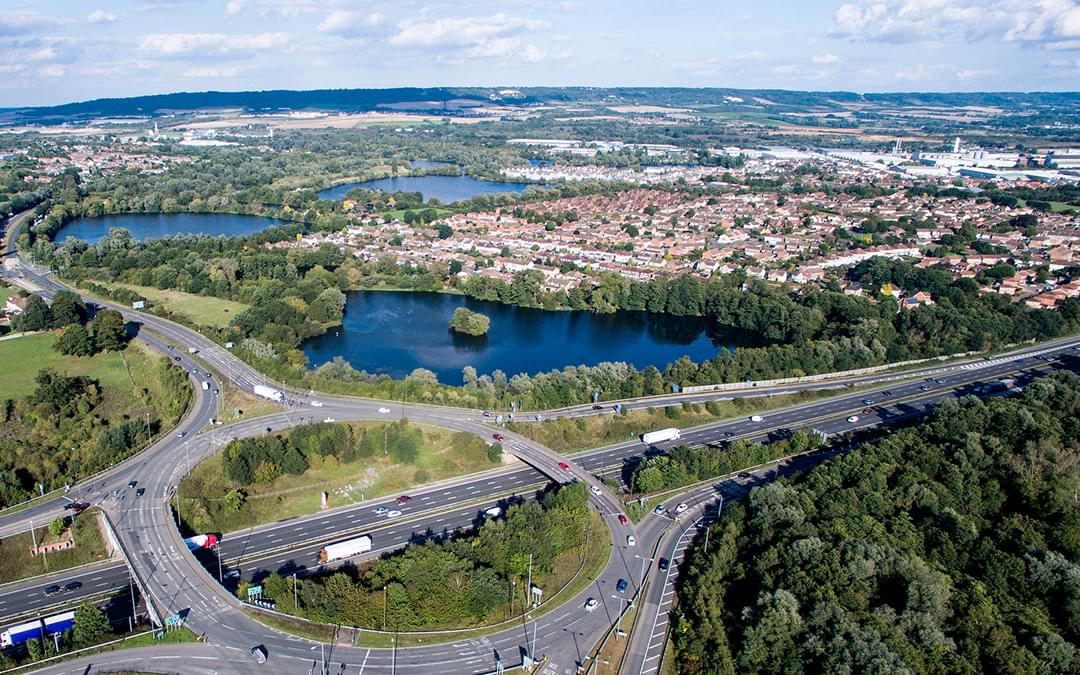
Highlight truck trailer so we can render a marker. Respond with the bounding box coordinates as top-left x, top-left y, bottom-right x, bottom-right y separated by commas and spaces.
319, 535, 372, 564
253, 384, 284, 403
640, 428, 681, 445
